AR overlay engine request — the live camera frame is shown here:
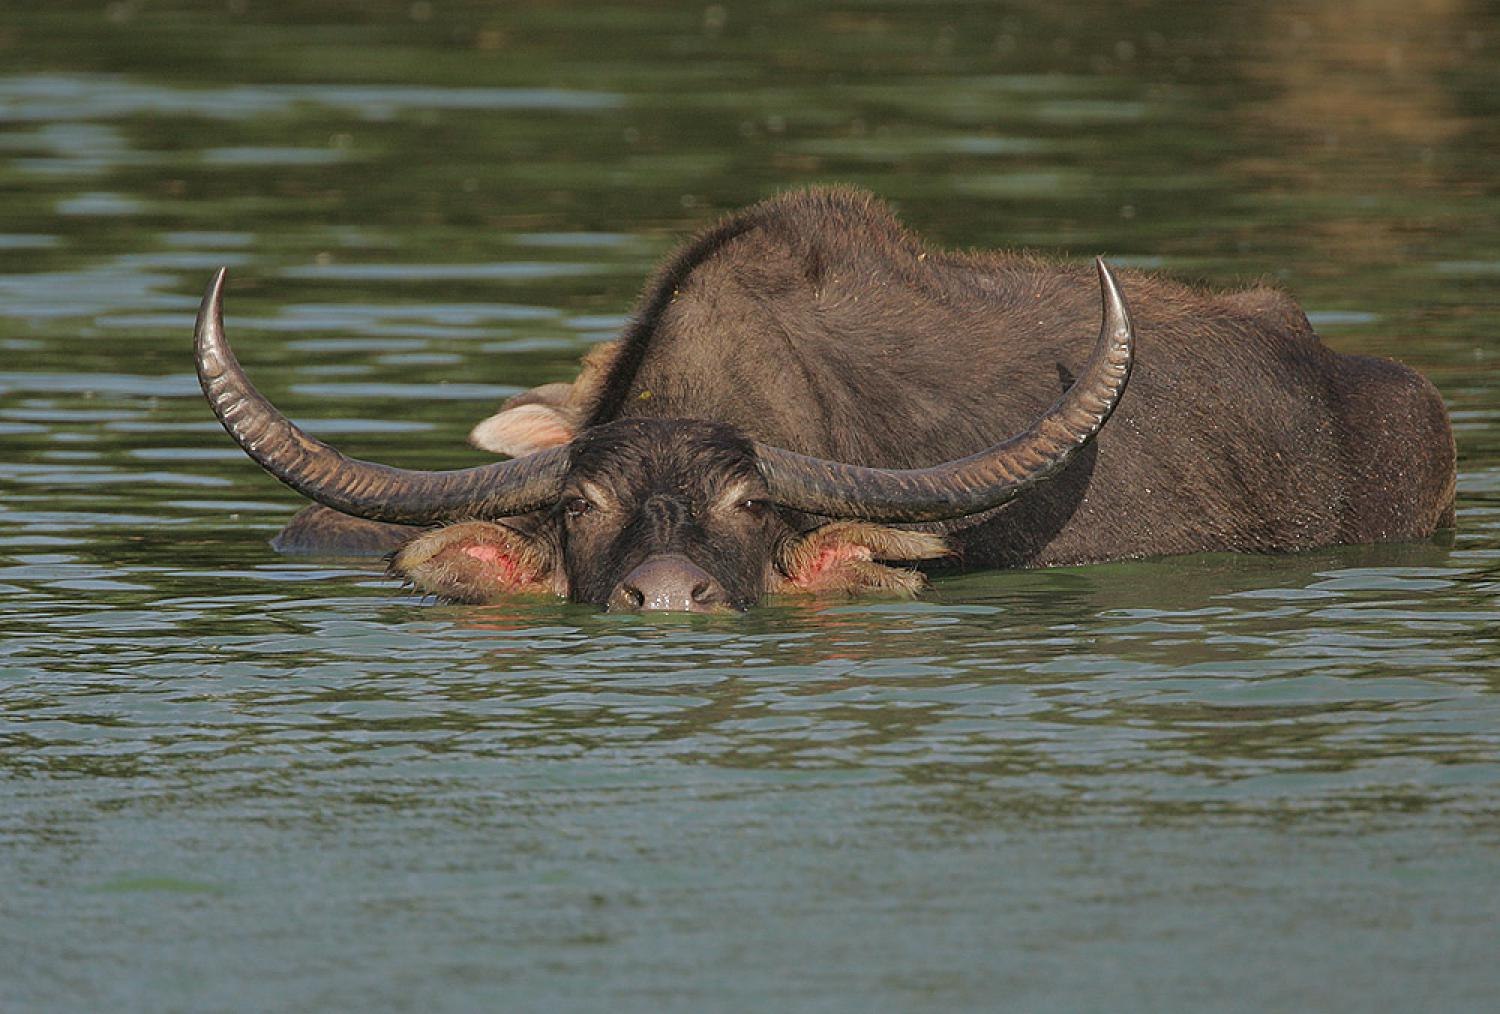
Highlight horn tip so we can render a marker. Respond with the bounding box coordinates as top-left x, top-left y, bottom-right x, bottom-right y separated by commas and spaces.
194, 268, 234, 378
198, 267, 229, 311
1093, 256, 1131, 340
